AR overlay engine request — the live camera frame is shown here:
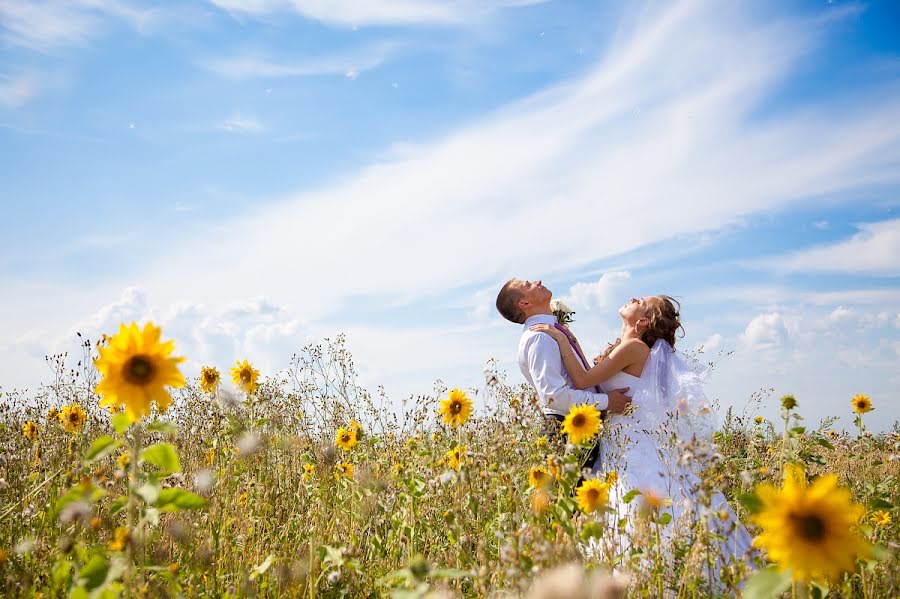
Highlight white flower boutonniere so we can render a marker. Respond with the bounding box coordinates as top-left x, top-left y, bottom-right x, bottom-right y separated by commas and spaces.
550, 299, 575, 327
